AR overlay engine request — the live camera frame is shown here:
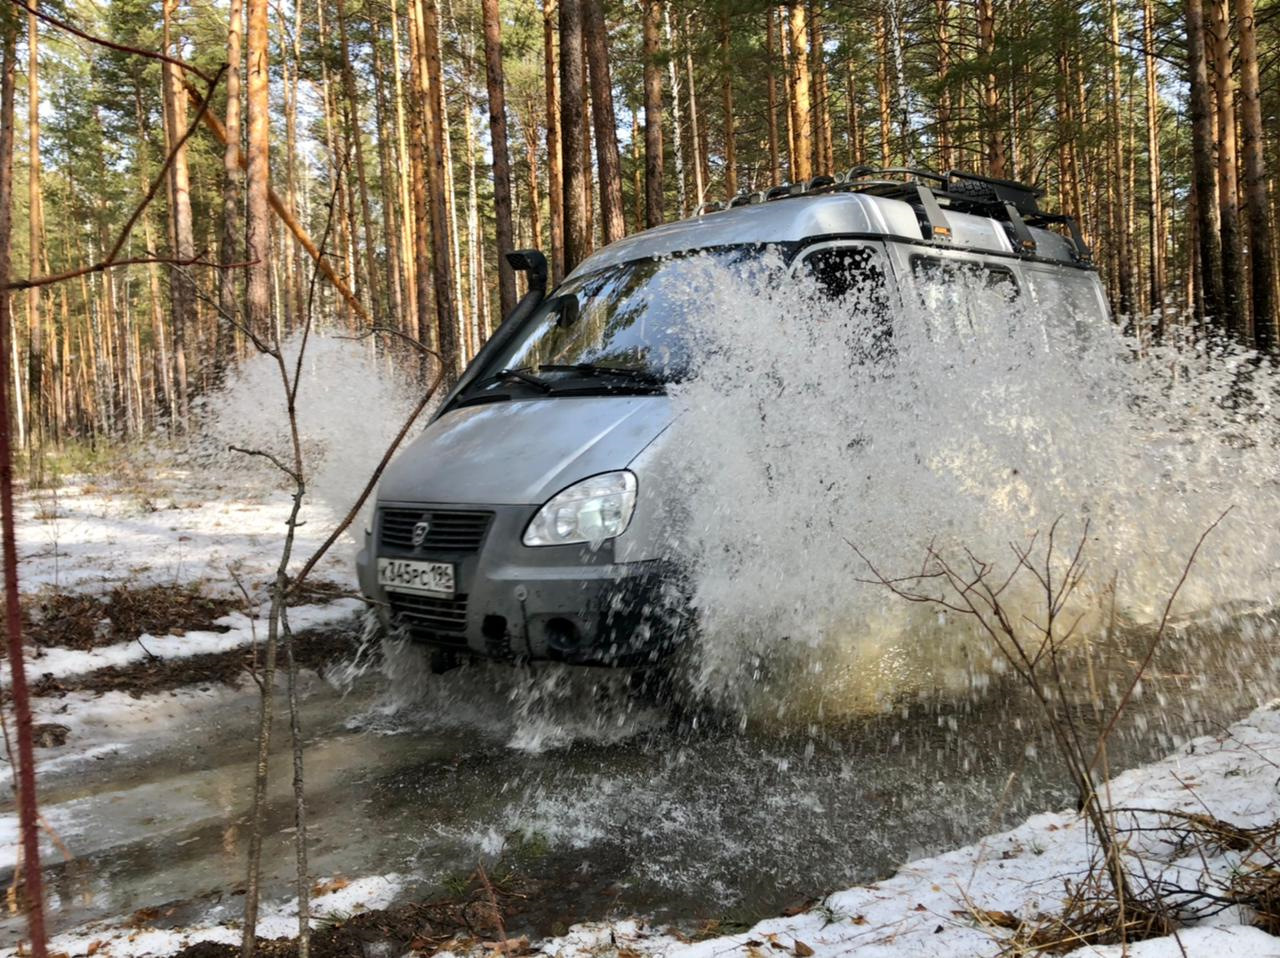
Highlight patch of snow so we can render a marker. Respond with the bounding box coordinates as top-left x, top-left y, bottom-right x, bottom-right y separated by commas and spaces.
16, 470, 356, 599
21, 874, 406, 958
19, 598, 362, 683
